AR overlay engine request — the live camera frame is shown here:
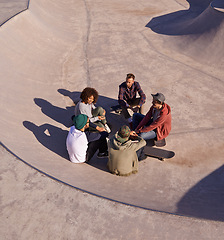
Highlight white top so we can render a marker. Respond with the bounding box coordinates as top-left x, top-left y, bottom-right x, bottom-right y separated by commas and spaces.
66, 126, 88, 163
74, 100, 98, 123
